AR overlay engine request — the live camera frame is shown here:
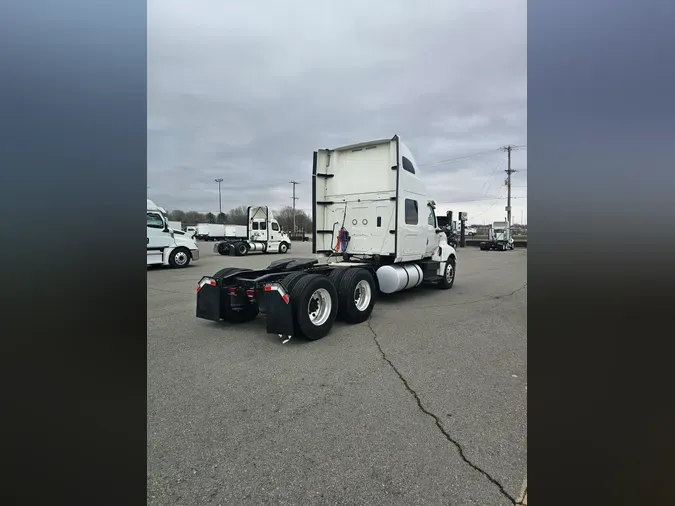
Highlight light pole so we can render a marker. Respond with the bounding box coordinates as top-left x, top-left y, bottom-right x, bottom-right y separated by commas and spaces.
214, 178, 223, 216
